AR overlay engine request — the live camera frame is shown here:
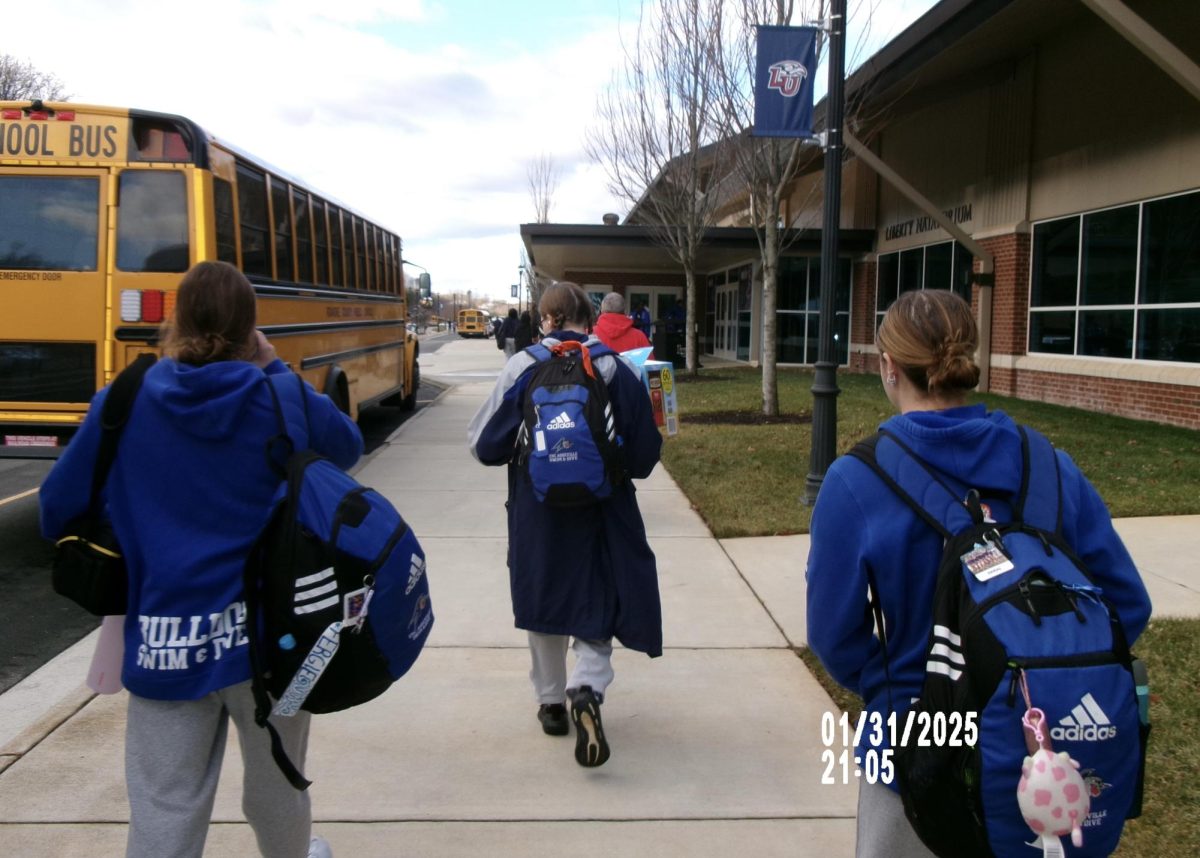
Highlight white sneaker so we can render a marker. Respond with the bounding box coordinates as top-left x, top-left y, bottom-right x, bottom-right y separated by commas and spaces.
308, 835, 333, 858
